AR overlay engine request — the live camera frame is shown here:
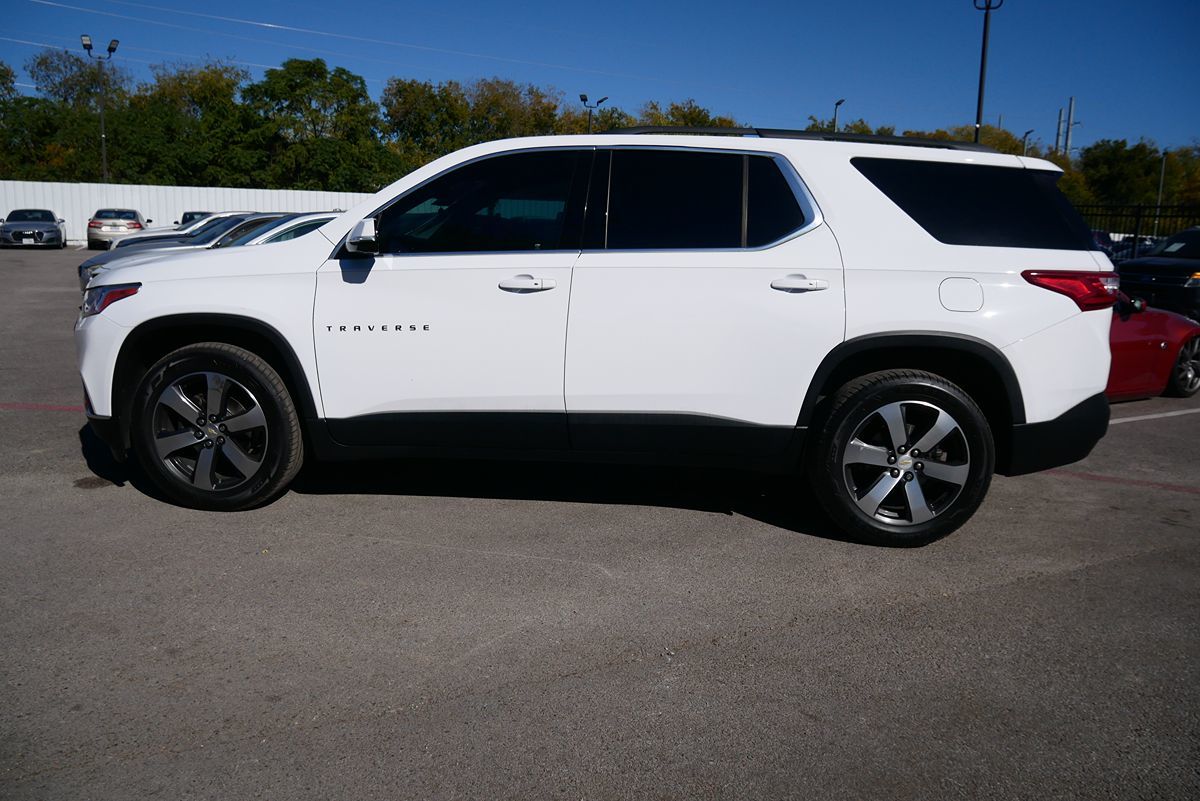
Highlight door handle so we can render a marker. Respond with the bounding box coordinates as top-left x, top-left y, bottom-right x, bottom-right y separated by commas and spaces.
498, 274, 557, 293
770, 274, 829, 293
